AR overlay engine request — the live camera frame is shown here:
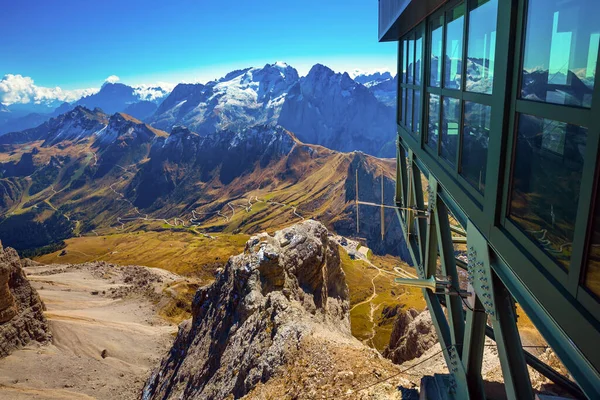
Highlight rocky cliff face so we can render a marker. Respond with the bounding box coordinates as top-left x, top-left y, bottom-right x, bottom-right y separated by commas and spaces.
0, 243, 50, 357
143, 221, 407, 399
383, 308, 436, 365
142, 220, 349, 399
